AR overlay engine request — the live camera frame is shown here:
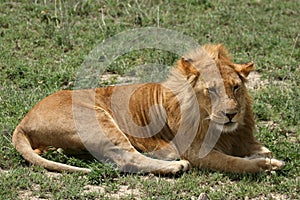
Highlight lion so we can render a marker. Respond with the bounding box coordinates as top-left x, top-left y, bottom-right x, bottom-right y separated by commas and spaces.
12, 44, 285, 175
